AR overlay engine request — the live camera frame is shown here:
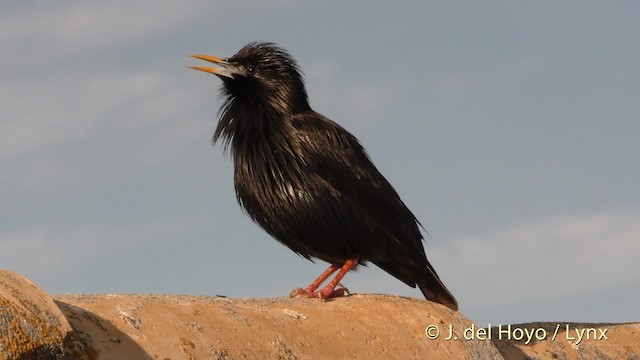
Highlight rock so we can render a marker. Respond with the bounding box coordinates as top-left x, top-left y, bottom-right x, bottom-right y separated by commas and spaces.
0, 269, 72, 360
491, 322, 640, 360
55, 293, 501, 359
